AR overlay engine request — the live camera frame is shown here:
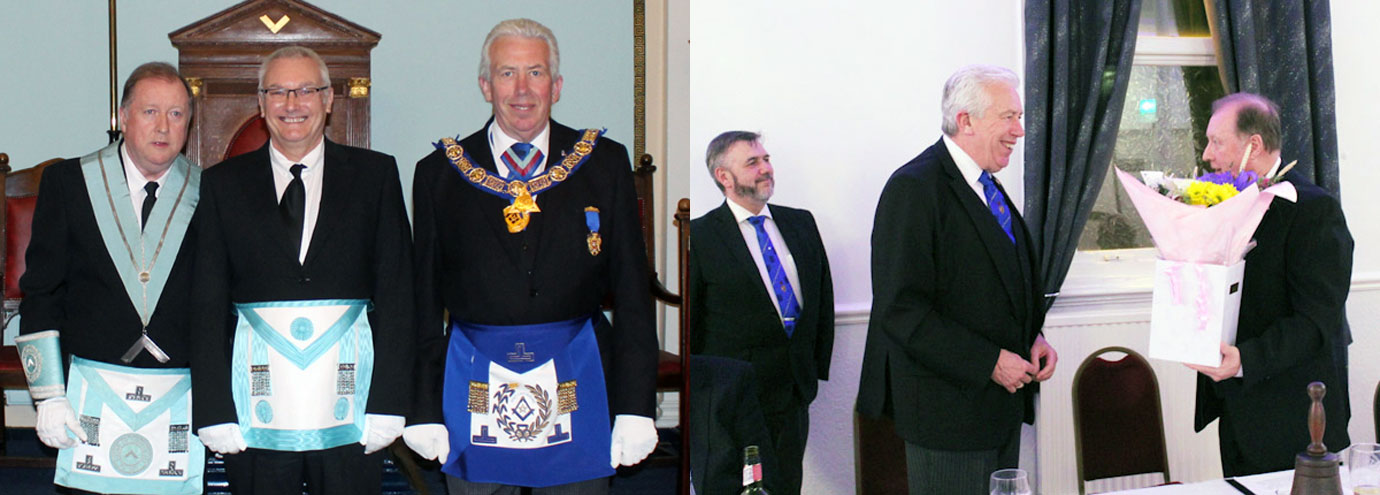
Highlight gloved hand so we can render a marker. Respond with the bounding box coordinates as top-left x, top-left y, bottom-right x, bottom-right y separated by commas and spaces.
608, 414, 658, 468
35, 397, 86, 449
402, 423, 450, 462
360, 414, 405, 454
198, 423, 247, 455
